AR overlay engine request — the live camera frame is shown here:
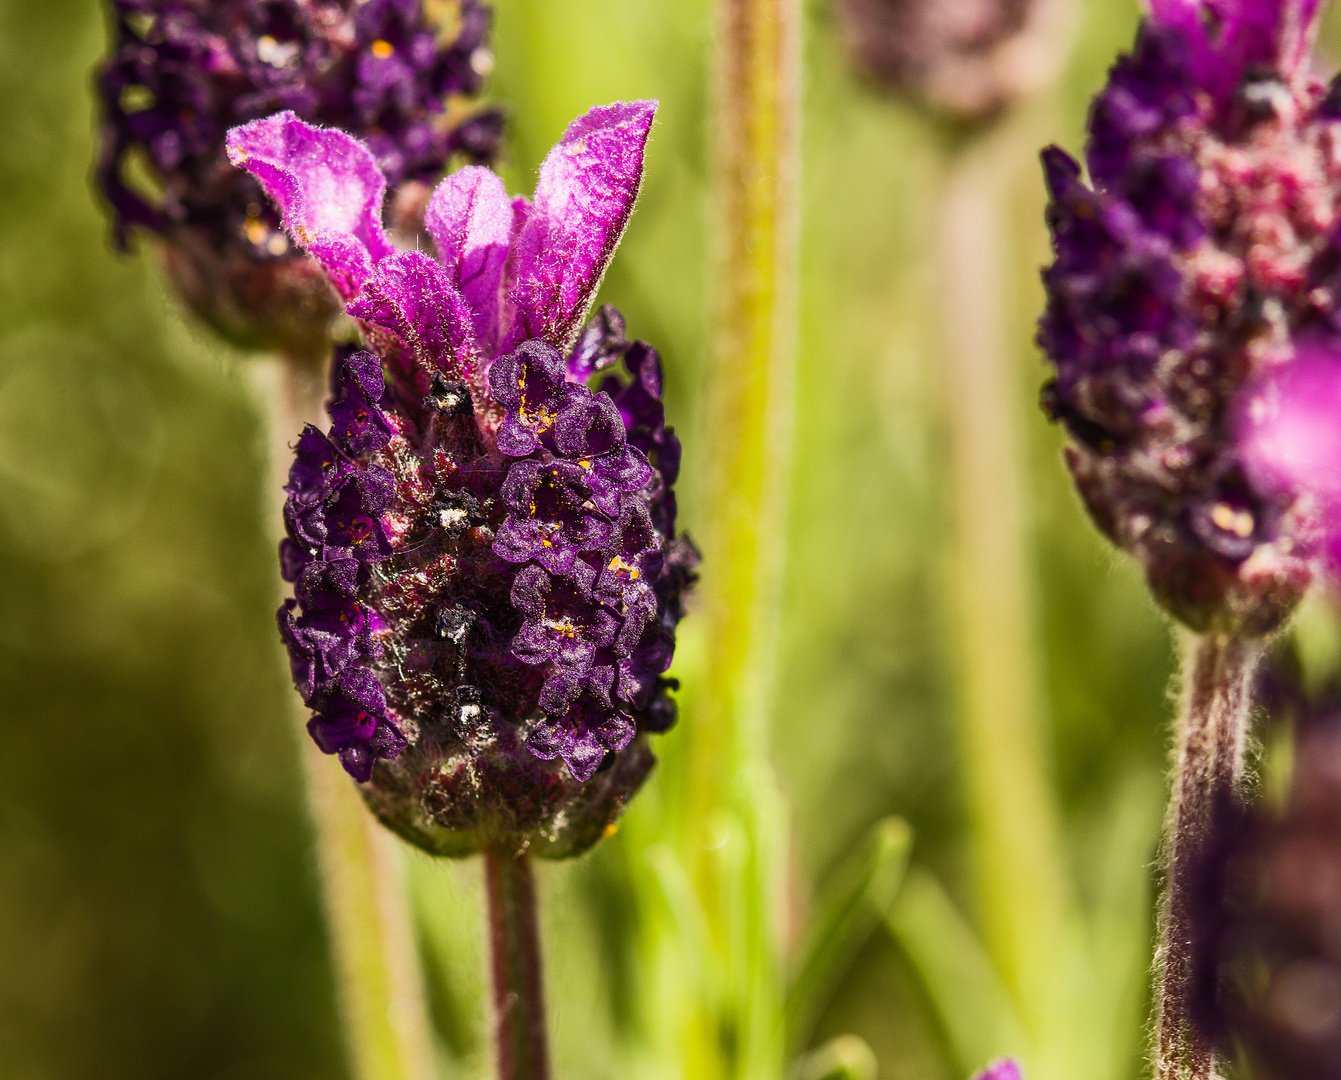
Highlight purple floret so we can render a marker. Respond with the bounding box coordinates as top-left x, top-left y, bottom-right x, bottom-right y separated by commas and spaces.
246, 104, 697, 855
1038, 0, 1341, 634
